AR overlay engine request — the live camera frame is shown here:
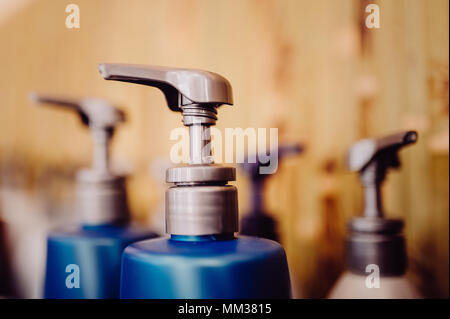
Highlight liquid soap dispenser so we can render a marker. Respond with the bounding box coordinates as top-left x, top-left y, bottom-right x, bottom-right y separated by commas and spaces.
240, 145, 303, 241
31, 94, 157, 299
99, 63, 292, 299
328, 131, 422, 299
